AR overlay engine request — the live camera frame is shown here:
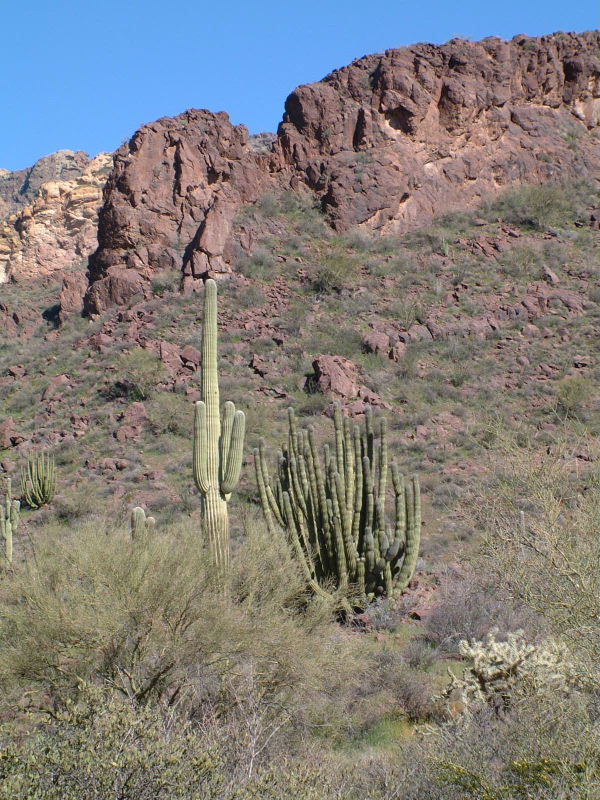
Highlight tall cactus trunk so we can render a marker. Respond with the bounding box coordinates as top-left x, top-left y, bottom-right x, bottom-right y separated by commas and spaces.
193, 279, 245, 575
201, 488, 230, 571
